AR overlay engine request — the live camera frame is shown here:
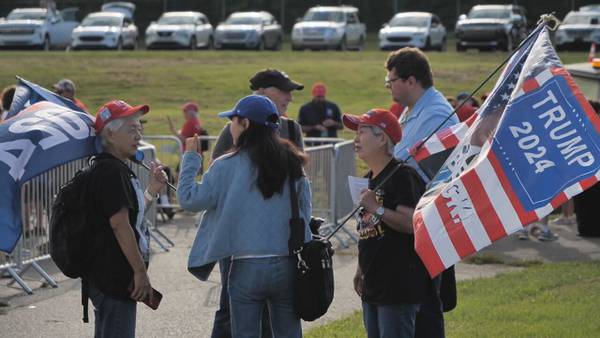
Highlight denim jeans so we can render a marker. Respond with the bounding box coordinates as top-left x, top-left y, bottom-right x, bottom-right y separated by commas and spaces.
211, 258, 272, 338
415, 290, 445, 338
228, 256, 301, 338
89, 283, 137, 338
362, 301, 420, 338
